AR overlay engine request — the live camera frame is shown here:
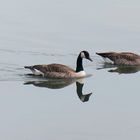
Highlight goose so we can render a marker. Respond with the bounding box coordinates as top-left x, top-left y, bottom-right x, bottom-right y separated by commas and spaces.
96, 52, 140, 66
24, 51, 92, 78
